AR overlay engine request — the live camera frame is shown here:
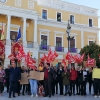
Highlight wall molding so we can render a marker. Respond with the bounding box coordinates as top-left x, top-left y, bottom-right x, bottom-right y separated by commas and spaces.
37, 0, 98, 18
0, 4, 39, 20
38, 18, 100, 33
